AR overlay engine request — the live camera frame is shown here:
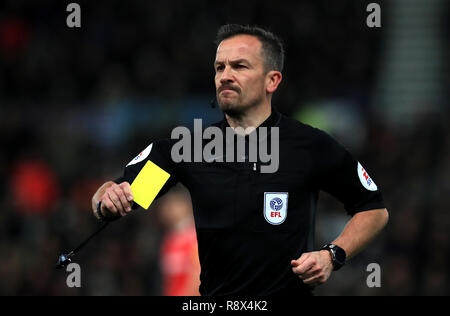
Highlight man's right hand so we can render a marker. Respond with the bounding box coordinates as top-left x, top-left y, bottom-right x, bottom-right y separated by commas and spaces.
92, 181, 134, 219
